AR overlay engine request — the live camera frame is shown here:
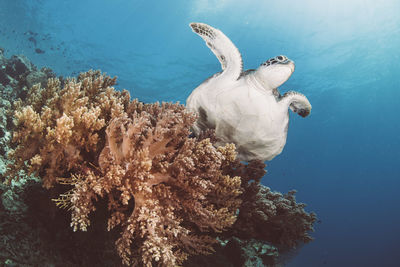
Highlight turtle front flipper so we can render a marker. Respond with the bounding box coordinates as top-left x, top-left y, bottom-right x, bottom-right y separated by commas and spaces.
190, 22, 243, 81
280, 91, 312, 117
